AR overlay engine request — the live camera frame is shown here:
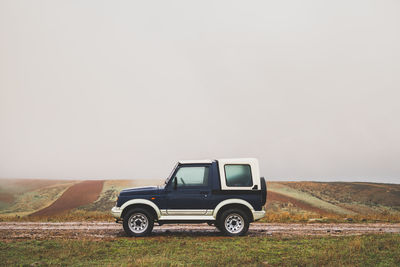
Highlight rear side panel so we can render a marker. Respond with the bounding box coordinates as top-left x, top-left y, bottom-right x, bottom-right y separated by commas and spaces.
208, 161, 264, 211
